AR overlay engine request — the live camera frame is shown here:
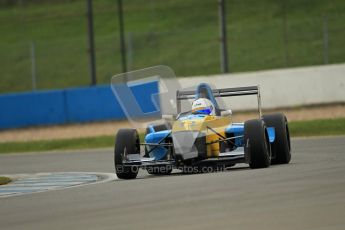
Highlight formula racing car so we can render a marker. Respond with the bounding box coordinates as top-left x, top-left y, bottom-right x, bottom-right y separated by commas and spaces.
114, 83, 291, 179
